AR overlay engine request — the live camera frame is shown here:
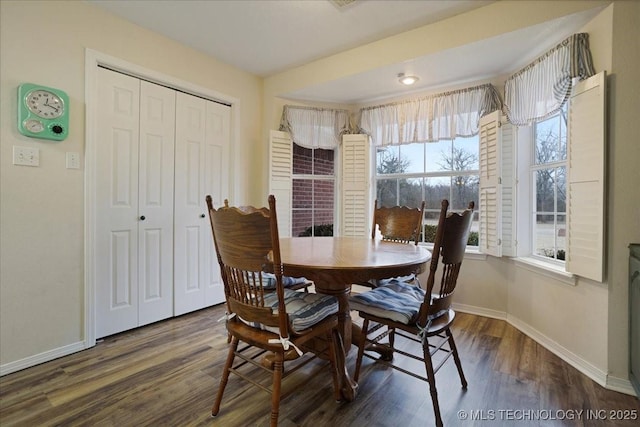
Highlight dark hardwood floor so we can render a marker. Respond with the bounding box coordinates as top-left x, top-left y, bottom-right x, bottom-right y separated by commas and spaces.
1, 303, 638, 426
